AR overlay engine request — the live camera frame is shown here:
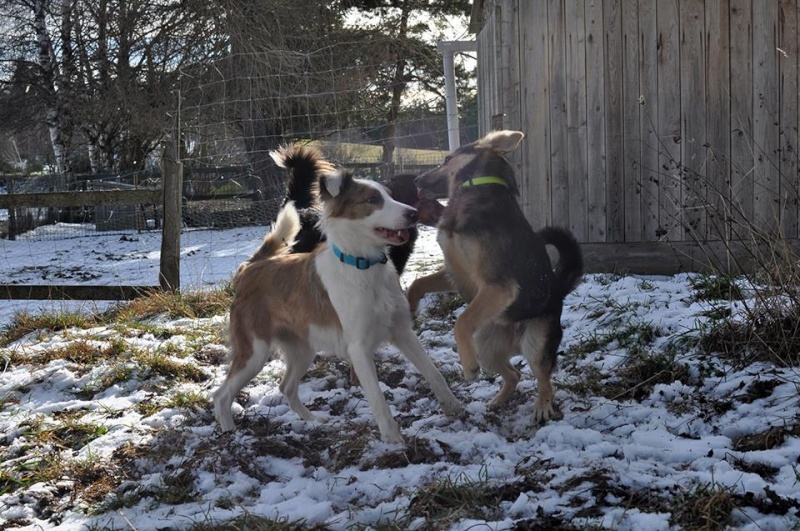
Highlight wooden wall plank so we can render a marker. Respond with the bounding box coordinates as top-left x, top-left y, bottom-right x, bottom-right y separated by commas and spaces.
477, 5, 498, 135
586, 0, 607, 242
549, 0, 571, 229
519, 0, 552, 228
656, 0, 682, 241
498, 0, 514, 128
502, 1, 526, 207
778, 0, 799, 239
639, 0, 660, 241
565, 0, 588, 240
753, 2, 780, 230
580, 239, 800, 274
752, 0, 780, 231
729, 0, 754, 238
622, 0, 642, 241
605, 0, 625, 242
705, 0, 731, 241
680, 0, 707, 240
